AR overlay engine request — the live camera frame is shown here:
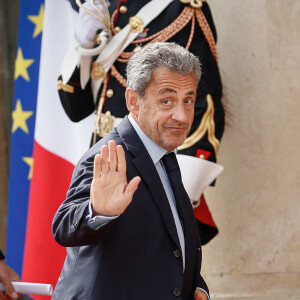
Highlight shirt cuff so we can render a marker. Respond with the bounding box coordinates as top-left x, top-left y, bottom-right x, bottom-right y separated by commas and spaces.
87, 202, 118, 229
196, 287, 210, 300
